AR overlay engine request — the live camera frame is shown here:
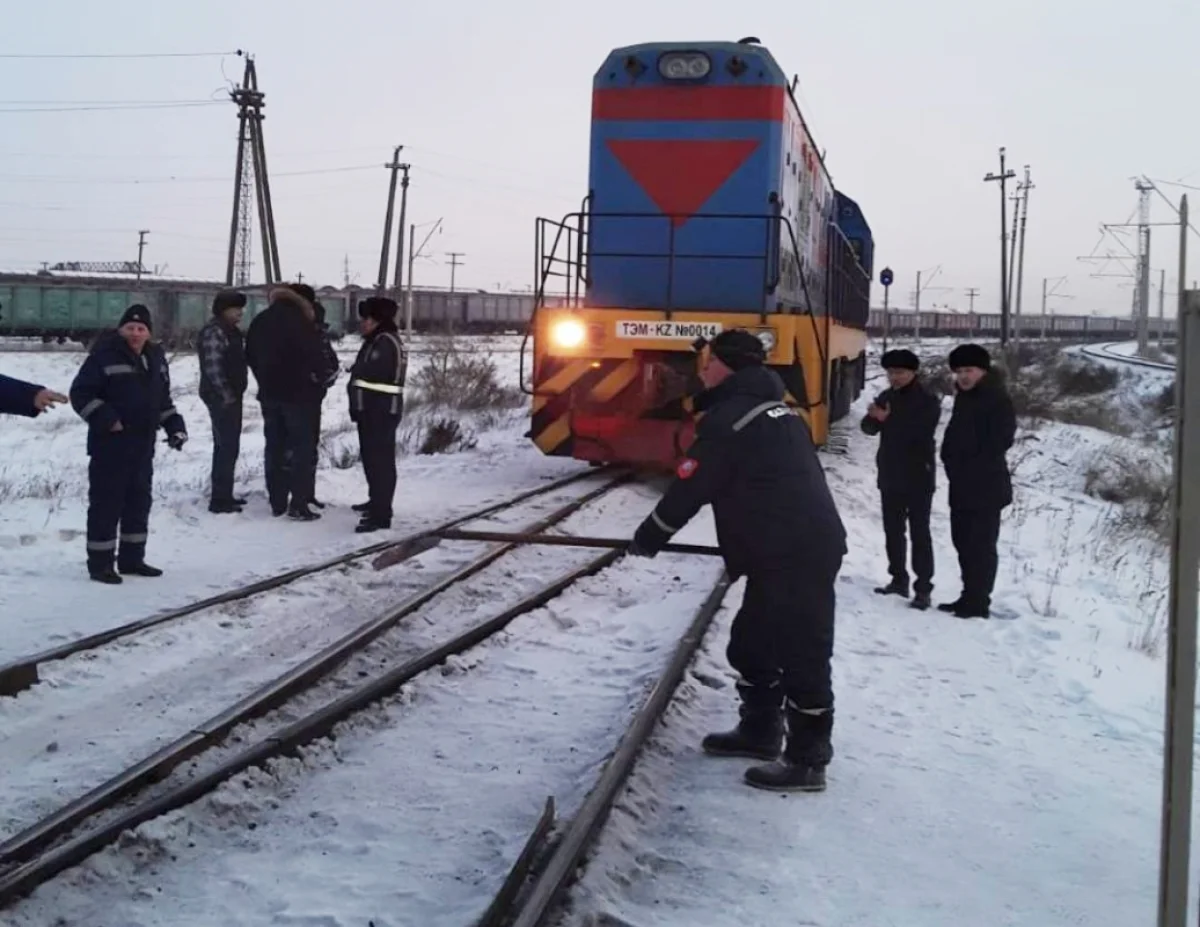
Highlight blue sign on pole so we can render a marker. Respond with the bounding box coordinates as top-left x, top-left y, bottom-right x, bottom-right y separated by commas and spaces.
880, 267, 894, 287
